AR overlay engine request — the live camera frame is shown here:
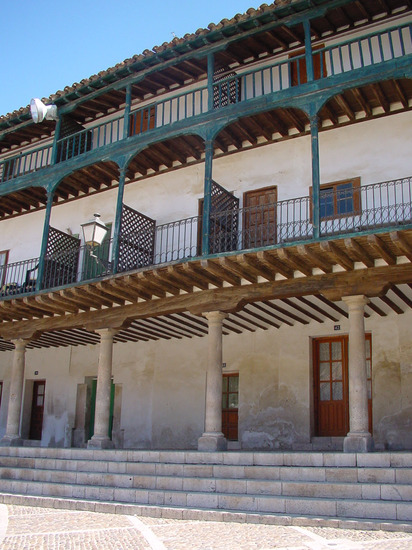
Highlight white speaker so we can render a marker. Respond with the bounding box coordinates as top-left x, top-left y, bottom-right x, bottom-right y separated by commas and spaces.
30, 98, 58, 123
